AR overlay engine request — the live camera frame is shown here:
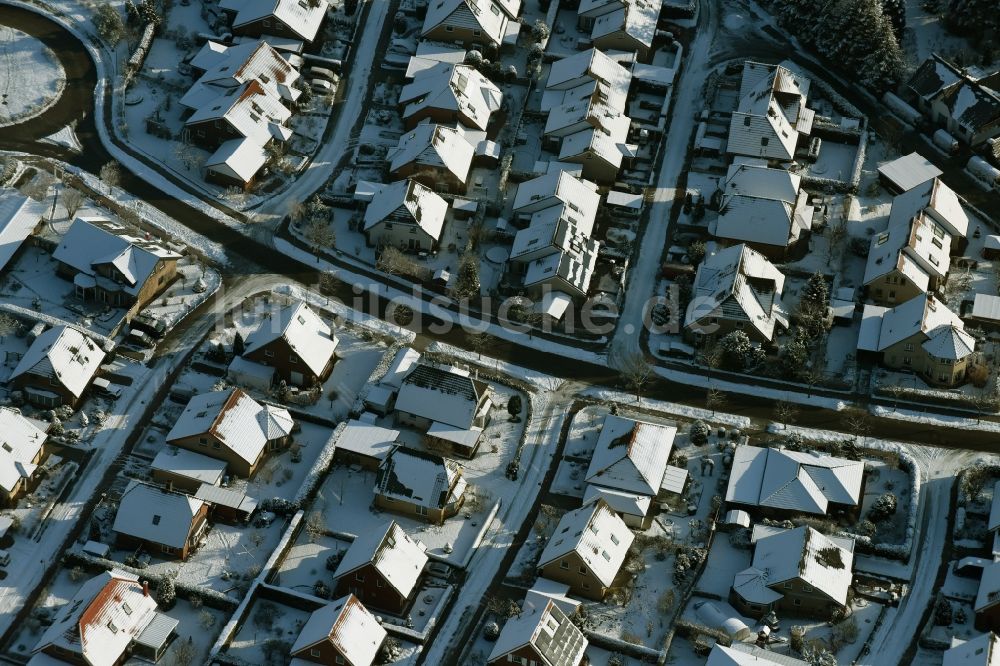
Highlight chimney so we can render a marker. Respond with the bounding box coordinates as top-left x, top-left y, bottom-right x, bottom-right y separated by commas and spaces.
142, 580, 149, 597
